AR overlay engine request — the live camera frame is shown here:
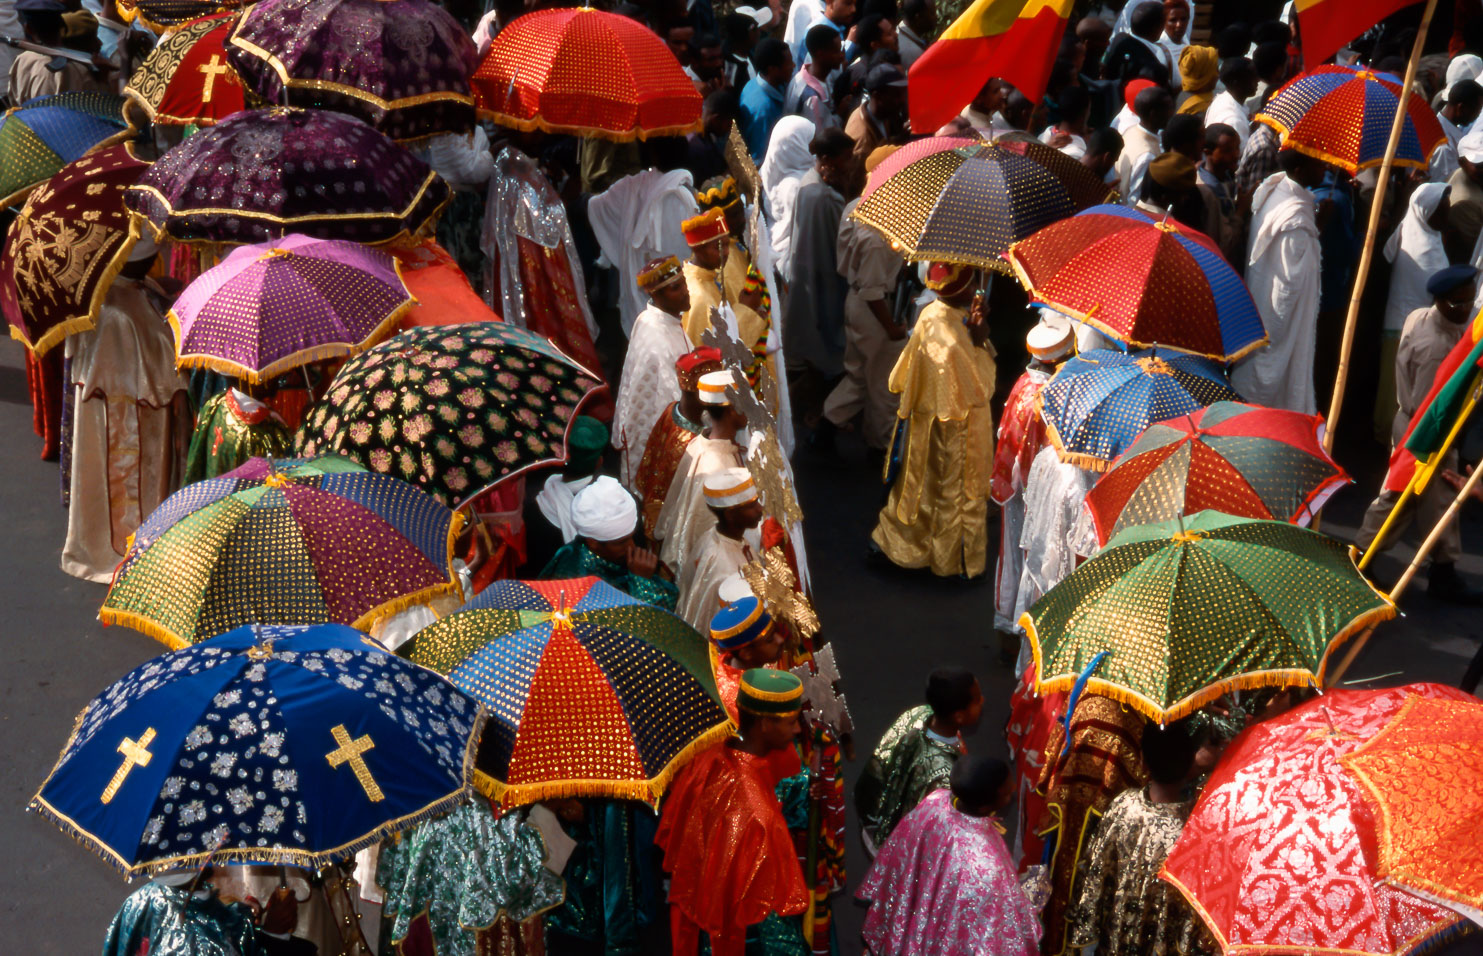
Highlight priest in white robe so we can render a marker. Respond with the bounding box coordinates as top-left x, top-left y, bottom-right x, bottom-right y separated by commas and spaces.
676, 467, 765, 632
1013, 445, 1100, 673
654, 370, 748, 576
612, 257, 693, 487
